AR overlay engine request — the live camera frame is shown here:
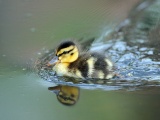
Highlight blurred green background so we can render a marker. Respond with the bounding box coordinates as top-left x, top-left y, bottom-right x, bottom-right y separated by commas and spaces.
0, 0, 139, 65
